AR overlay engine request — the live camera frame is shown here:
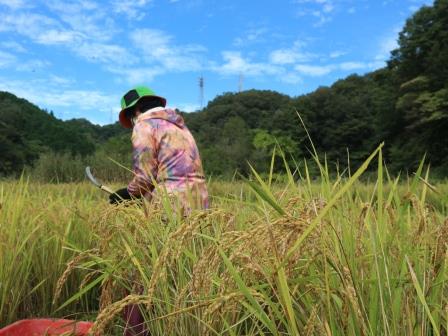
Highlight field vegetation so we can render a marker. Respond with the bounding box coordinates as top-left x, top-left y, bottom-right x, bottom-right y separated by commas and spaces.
1, 147, 447, 335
